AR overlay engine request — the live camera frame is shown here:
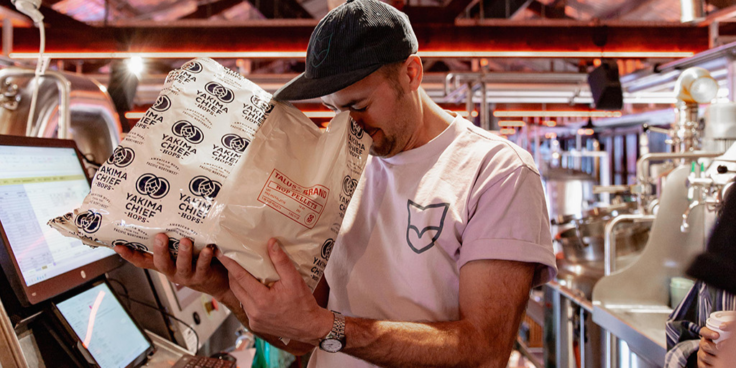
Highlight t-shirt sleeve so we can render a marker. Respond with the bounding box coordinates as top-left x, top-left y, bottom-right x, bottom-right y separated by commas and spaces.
459, 165, 557, 286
